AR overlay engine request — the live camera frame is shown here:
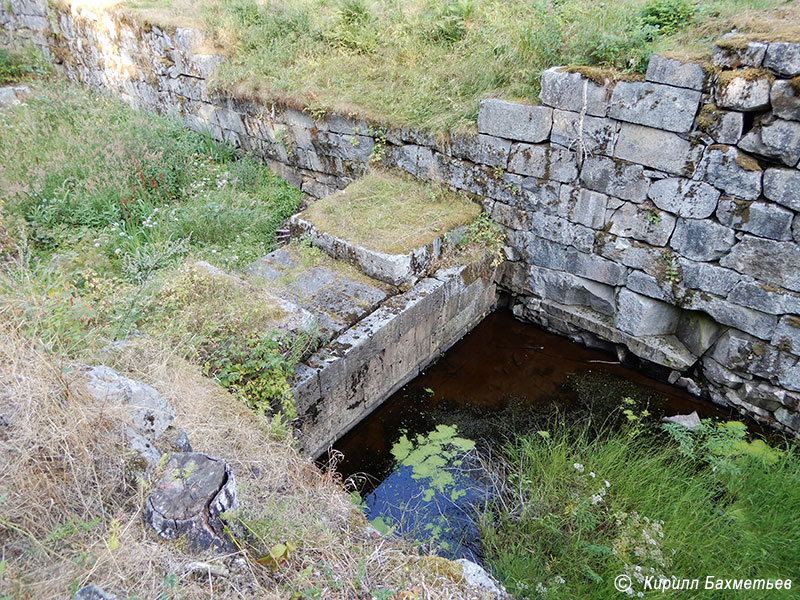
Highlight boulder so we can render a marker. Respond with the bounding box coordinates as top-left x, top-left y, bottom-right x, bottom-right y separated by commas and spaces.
616, 289, 681, 336
455, 559, 507, 597
715, 198, 794, 241
738, 117, 800, 167
646, 54, 708, 91
580, 156, 649, 202
764, 42, 800, 77
614, 124, 702, 176
712, 40, 767, 69
144, 452, 237, 552
539, 67, 610, 116
763, 168, 800, 211
662, 411, 702, 430
74, 585, 118, 600
720, 235, 800, 293
694, 145, 762, 200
